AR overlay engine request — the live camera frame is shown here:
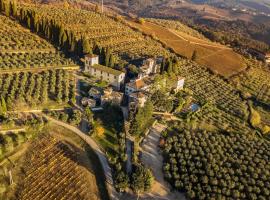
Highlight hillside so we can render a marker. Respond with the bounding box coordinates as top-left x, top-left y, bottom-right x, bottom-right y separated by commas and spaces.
128, 18, 246, 77
90, 0, 270, 53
